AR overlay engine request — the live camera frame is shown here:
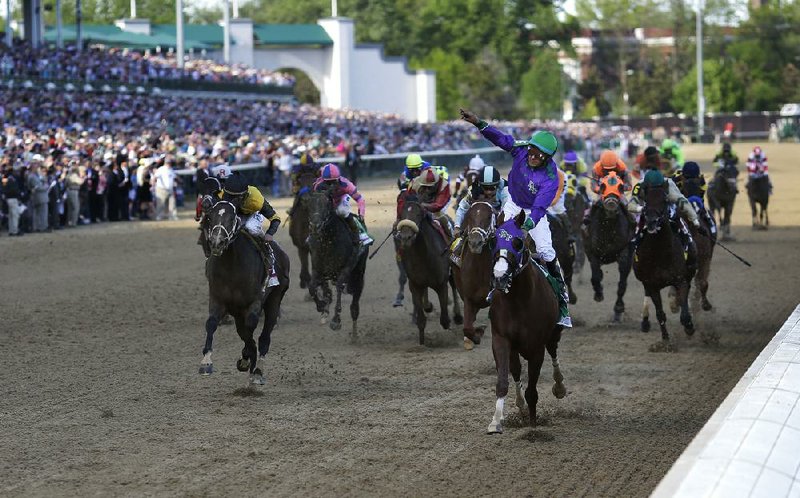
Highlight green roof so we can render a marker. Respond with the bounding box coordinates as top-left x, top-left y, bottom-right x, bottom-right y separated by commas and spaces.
152, 24, 227, 46
43, 25, 211, 49
253, 24, 332, 46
